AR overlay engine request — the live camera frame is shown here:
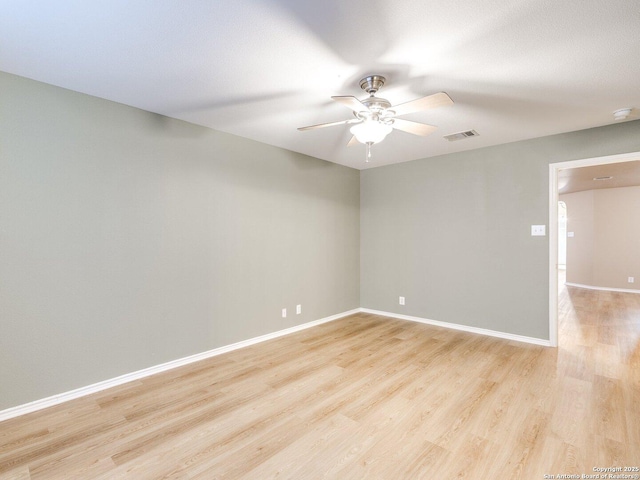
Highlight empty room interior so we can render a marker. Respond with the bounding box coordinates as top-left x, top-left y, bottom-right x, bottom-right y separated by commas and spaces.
1, 2, 640, 479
